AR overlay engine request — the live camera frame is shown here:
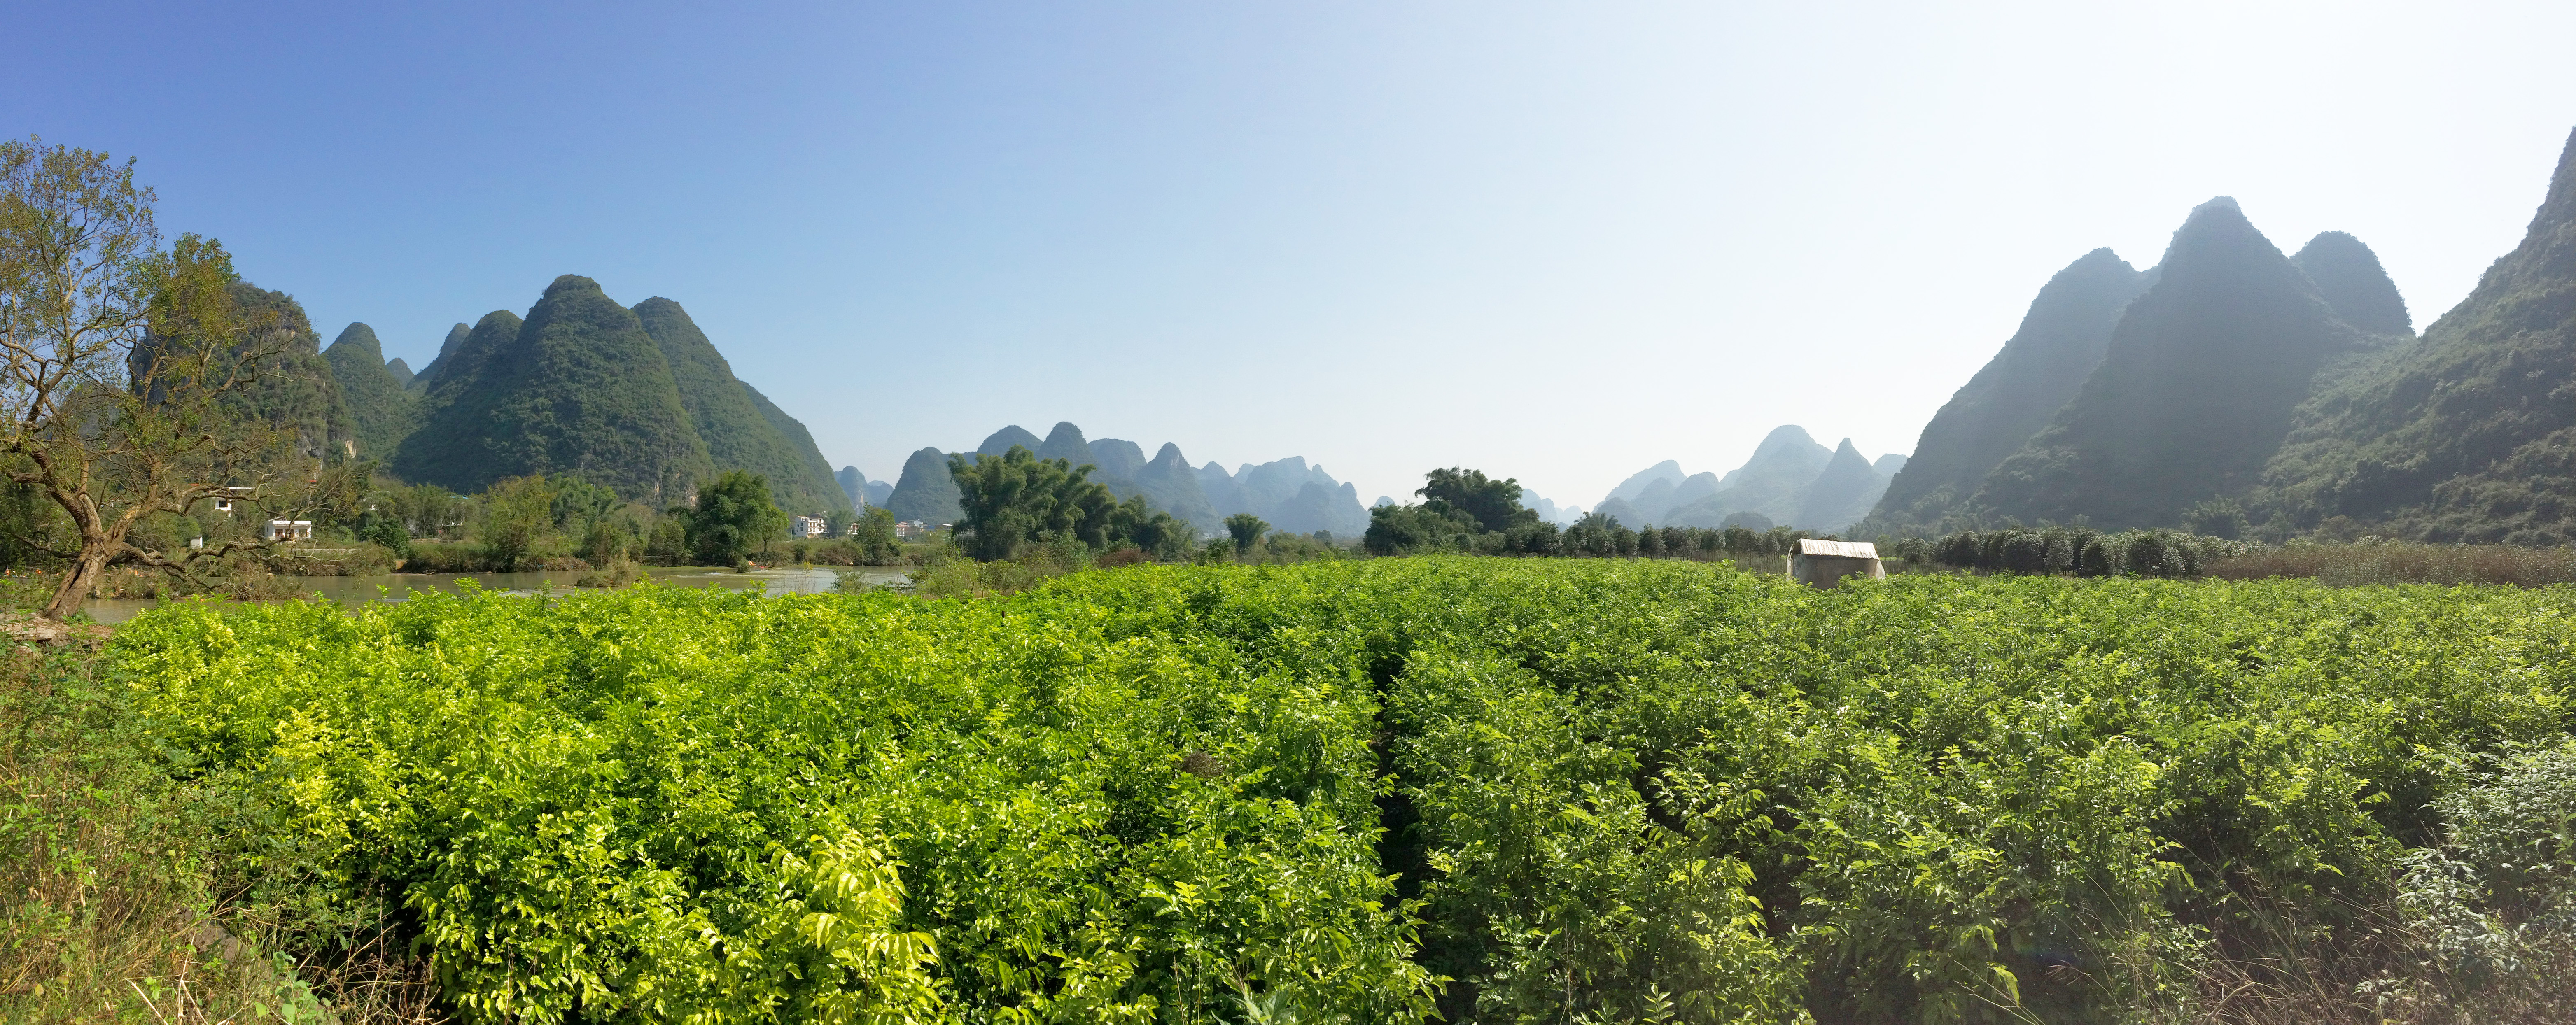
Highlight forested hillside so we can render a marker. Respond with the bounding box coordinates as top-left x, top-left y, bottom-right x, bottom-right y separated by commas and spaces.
407, 322, 470, 391
2291, 230, 2413, 337
393, 276, 710, 500
884, 445, 964, 522
320, 322, 415, 459
633, 297, 848, 514
2260, 126, 2576, 543
1868, 124, 2575, 544
372, 277, 850, 512
1965, 198, 2380, 529
210, 282, 352, 462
